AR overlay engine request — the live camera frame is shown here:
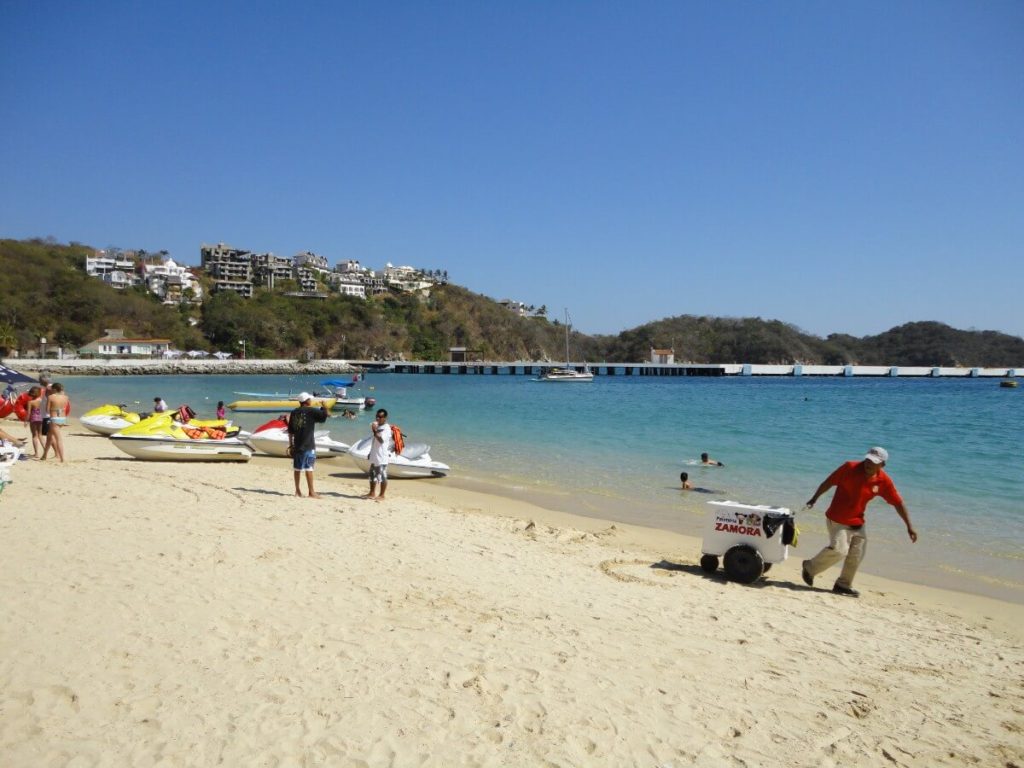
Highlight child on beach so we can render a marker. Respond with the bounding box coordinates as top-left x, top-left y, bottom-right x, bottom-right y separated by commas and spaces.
41, 383, 69, 462
25, 386, 45, 458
